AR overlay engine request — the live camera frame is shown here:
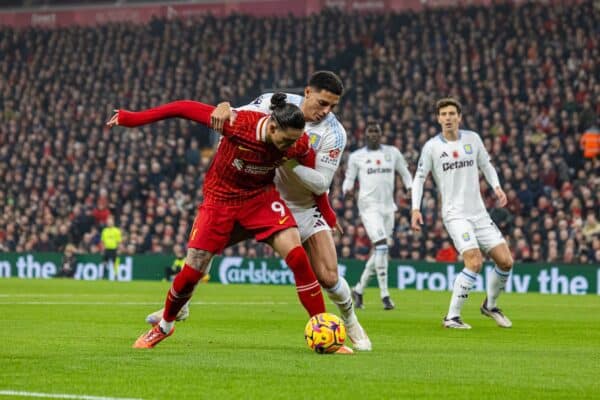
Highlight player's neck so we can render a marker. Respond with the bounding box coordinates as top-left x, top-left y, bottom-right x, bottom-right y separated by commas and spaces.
442, 130, 459, 141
